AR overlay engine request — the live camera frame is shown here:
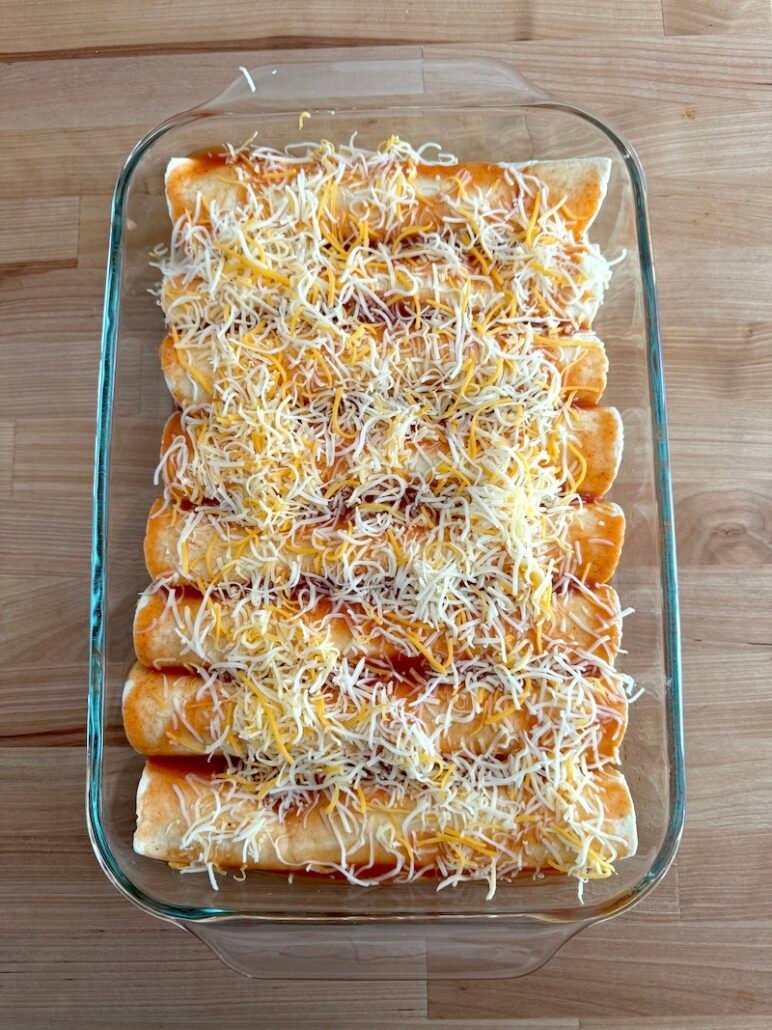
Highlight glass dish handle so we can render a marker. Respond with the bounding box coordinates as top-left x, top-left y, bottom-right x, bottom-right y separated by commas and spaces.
185, 919, 578, 980
195, 47, 552, 115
